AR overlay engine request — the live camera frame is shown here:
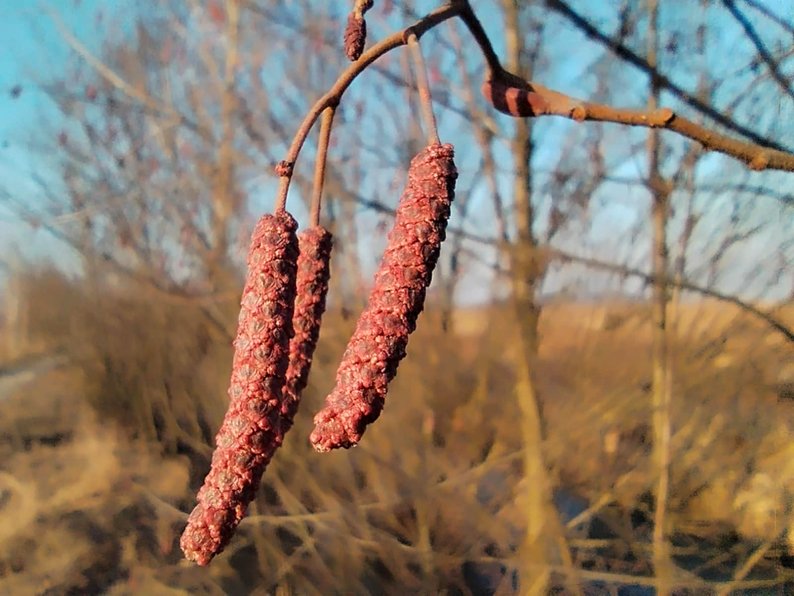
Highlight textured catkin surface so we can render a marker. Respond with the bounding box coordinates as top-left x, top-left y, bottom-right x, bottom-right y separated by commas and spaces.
281, 227, 333, 433
344, 14, 366, 61
180, 211, 298, 566
310, 143, 457, 452
345, 0, 374, 61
